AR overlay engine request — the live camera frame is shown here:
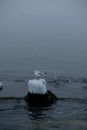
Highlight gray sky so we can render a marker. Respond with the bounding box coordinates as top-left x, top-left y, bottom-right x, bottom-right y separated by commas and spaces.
0, 0, 87, 75
0, 0, 87, 60
0, 0, 87, 16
